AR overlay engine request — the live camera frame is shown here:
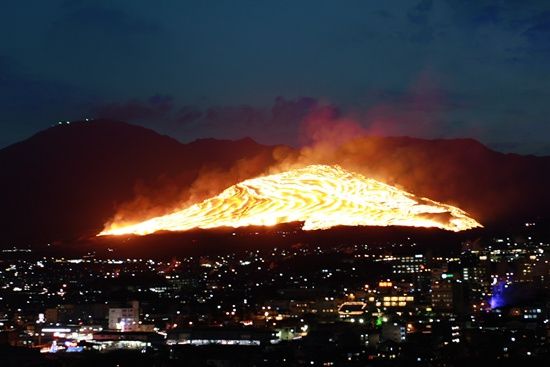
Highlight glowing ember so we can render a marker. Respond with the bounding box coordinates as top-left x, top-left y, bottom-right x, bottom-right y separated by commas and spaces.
100, 164, 481, 236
